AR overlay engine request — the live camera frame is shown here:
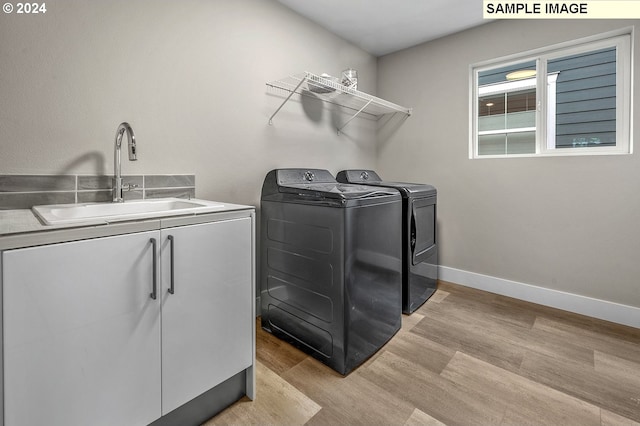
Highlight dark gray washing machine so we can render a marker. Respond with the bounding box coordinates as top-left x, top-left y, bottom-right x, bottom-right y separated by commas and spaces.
336, 170, 438, 314
260, 168, 402, 375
